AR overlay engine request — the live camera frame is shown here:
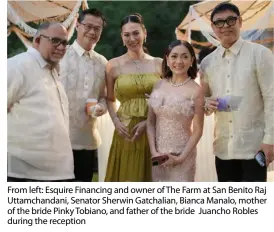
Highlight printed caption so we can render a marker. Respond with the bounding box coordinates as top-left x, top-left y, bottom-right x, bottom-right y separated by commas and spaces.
7, 185, 268, 226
